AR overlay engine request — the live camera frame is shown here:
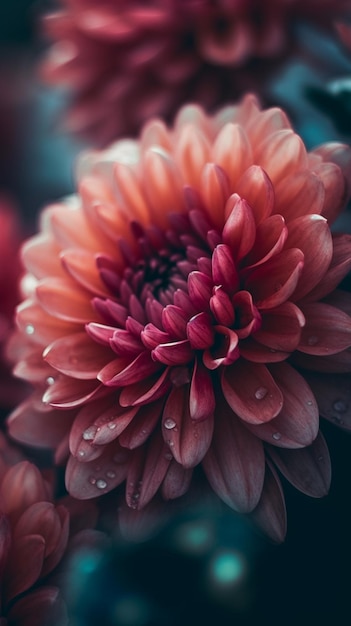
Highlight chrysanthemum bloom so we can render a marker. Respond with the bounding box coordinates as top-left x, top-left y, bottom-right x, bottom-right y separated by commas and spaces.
0, 456, 69, 625
0, 199, 24, 411
9, 95, 351, 541
41, 0, 351, 145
